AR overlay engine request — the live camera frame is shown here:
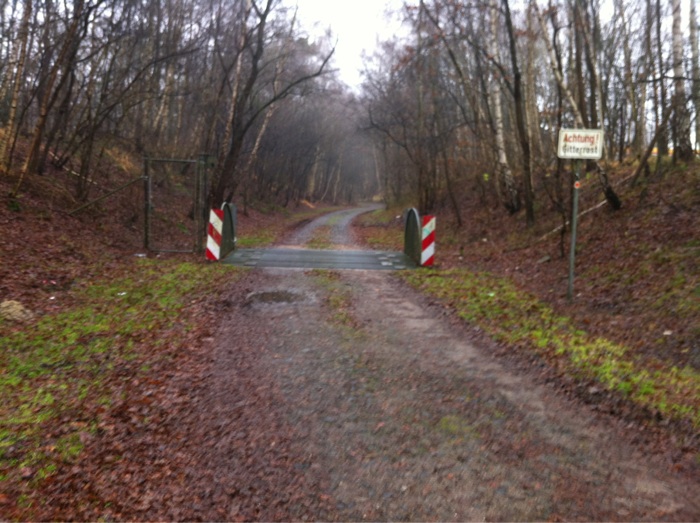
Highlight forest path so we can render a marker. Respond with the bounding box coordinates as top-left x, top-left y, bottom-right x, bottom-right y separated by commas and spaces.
202, 207, 700, 520
223, 204, 415, 270
48, 206, 698, 521
280, 203, 383, 247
